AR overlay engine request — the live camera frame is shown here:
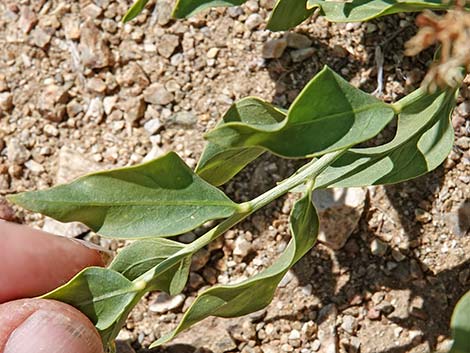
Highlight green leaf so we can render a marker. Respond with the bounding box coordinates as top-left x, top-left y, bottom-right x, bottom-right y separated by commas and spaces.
316, 87, 457, 188
197, 145, 265, 186
42, 267, 142, 345
196, 97, 286, 185
169, 256, 192, 295
206, 66, 395, 158
109, 238, 190, 295
172, 0, 246, 19
151, 190, 319, 347
9, 152, 239, 239
268, 0, 315, 31
450, 290, 470, 353
123, 0, 149, 23
307, 0, 449, 22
